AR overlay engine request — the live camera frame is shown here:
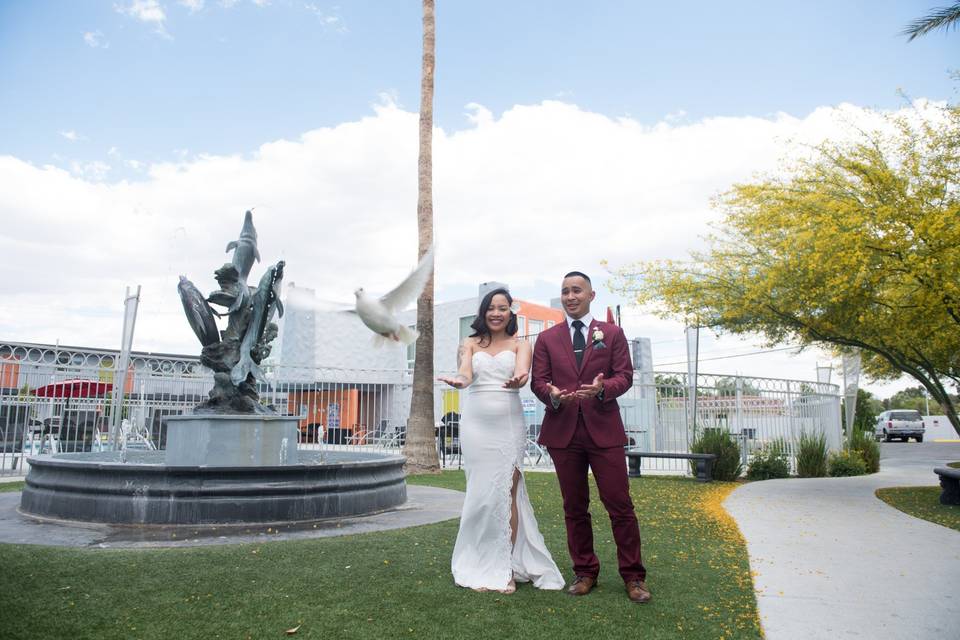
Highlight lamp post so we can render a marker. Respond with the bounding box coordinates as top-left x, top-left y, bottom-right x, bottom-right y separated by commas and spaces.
816, 363, 832, 385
